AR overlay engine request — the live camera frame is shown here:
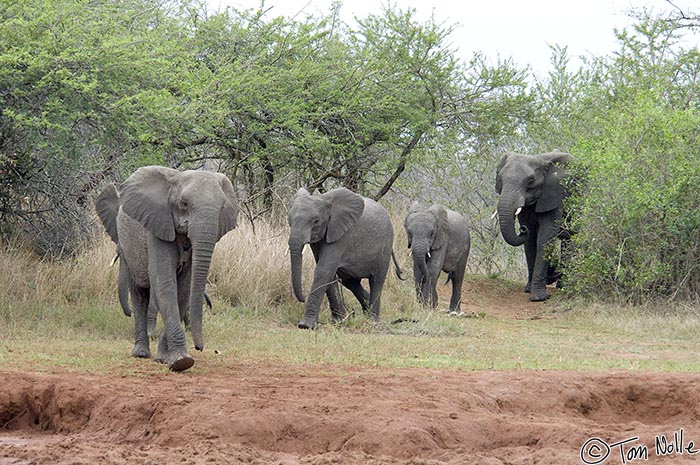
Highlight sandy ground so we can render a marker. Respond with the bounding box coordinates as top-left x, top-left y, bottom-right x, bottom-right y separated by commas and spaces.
2, 284, 699, 464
